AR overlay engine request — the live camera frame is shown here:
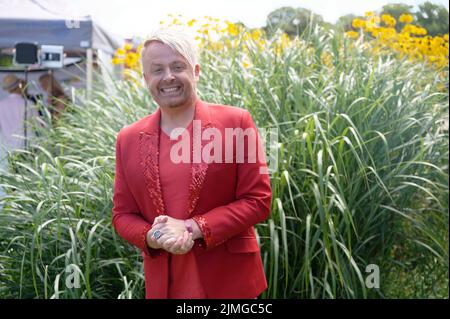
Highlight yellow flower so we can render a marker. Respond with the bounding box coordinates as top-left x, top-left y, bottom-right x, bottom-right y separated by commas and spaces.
112, 57, 124, 65
417, 28, 427, 36
251, 29, 261, 41
370, 16, 381, 25
366, 20, 376, 30
402, 24, 414, 34
320, 52, 333, 68
280, 32, 290, 49
124, 42, 132, 51
383, 27, 397, 38
210, 41, 224, 51
257, 39, 266, 51
115, 48, 125, 56
371, 28, 381, 38
170, 18, 181, 26
360, 20, 367, 29
227, 22, 239, 36
187, 19, 196, 27
399, 14, 413, 24
381, 14, 396, 27
352, 18, 362, 29
345, 31, 359, 39
125, 52, 138, 67
432, 37, 444, 47
365, 11, 375, 17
